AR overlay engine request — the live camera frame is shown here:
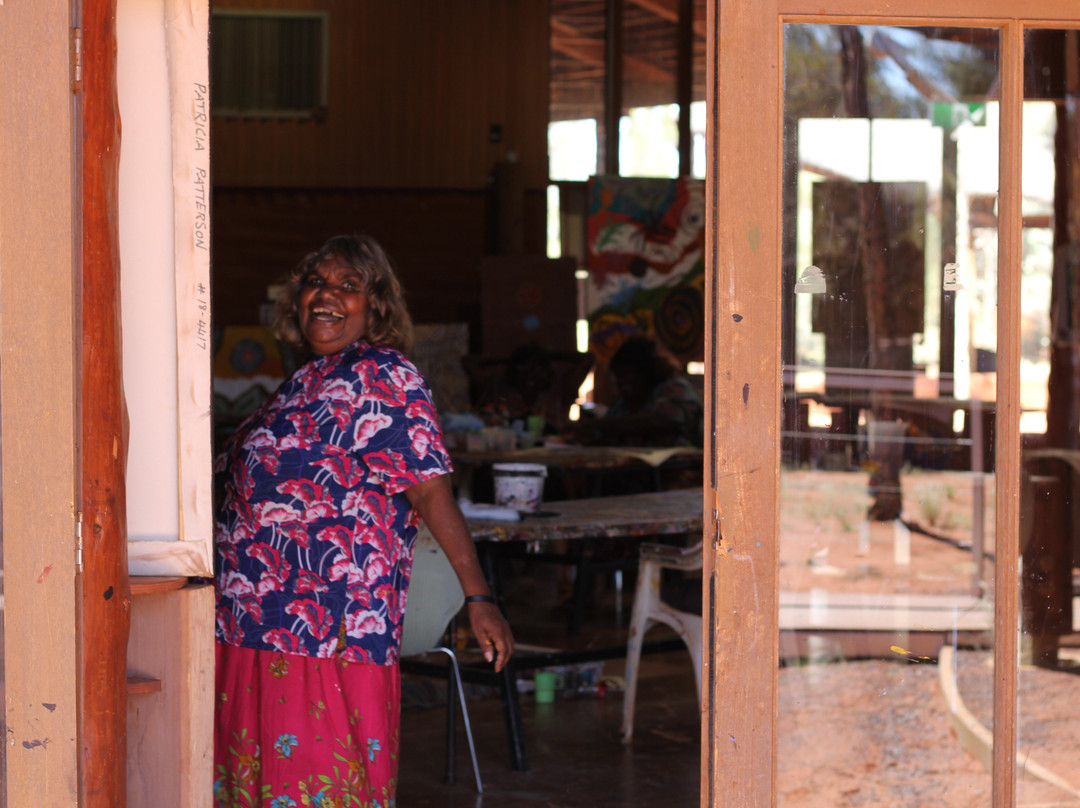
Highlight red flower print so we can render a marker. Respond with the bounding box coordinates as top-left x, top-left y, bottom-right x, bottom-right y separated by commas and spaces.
316, 525, 353, 553
285, 598, 335, 640
279, 522, 312, 549
255, 500, 303, 527
262, 627, 304, 654
365, 451, 407, 479
256, 573, 287, 597
346, 609, 387, 637
353, 489, 391, 521
327, 553, 352, 583
374, 583, 399, 614
247, 541, 291, 579
321, 377, 355, 402
237, 595, 264, 624
347, 586, 372, 607
216, 608, 244, 645
312, 448, 365, 488
317, 636, 342, 657
217, 542, 239, 569
389, 364, 424, 392
276, 478, 328, 506
351, 358, 379, 384
340, 646, 373, 664
303, 501, 339, 521
352, 361, 406, 405
236, 461, 256, 500
408, 424, 437, 458
362, 553, 392, 586
295, 571, 329, 594
221, 570, 256, 599
326, 400, 352, 431
246, 426, 277, 448
281, 411, 319, 450
354, 412, 393, 448
253, 446, 280, 474
340, 488, 364, 517
366, 450, 421, 491
405, 399, 438, 424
